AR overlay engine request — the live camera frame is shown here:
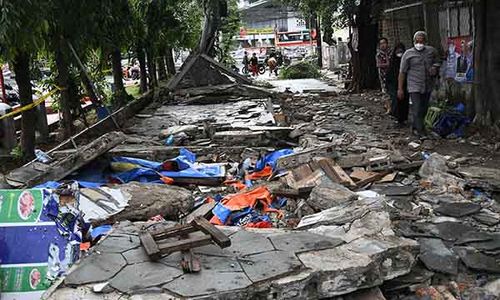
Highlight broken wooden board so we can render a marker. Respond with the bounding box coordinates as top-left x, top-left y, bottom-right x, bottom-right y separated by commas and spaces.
350, 169, 380, 181
139, 216, 231, 261
315, 158, 356, 187
6, 131, 126, 188
184, 201, 217, 224
355, 171, 391, 188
